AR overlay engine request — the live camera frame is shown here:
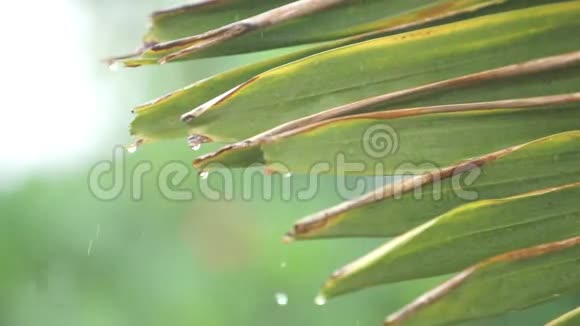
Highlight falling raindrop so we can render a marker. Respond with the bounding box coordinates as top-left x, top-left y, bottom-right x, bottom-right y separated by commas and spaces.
275, 292, 289, 306
280, 261, 287, 269
199, 171, 209, 180
314, 295, 326, 306
87, 240, 94, 256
